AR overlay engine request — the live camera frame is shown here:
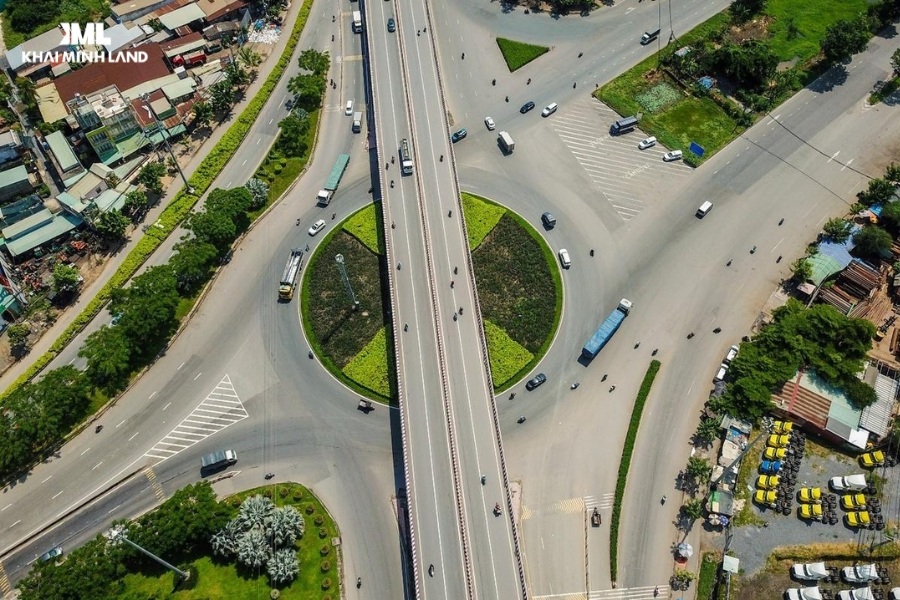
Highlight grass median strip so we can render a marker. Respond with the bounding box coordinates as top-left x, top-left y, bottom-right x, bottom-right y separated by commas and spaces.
610, 359, 661, 583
